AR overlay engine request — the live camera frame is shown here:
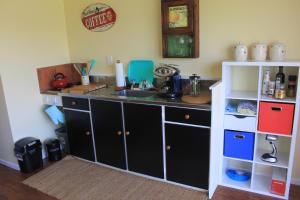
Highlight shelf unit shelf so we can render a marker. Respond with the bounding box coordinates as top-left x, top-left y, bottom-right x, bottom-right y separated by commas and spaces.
254, 149, 289, 169
223, 60, 300, 67
223, 156, 253, 163
214, 60, 300, 200
252, 174, 285, 199
222, 173, 251, 190
259, 95, 296, 104
257, 131, 292, 138
226, 91, 258, 100
224, 112, 256, 117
